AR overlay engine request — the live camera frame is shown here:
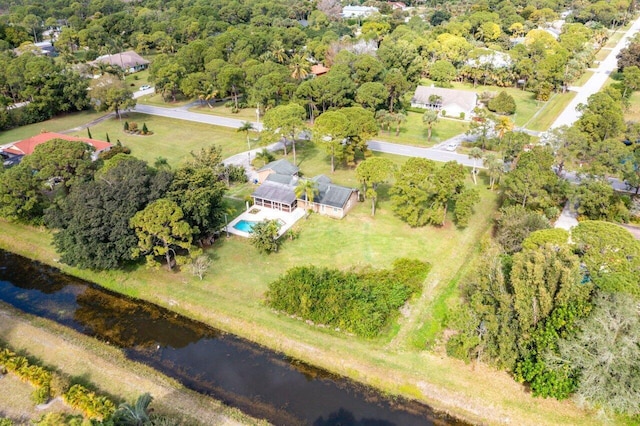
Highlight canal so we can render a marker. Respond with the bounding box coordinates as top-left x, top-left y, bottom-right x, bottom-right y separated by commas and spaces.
0, 249, 464, 425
